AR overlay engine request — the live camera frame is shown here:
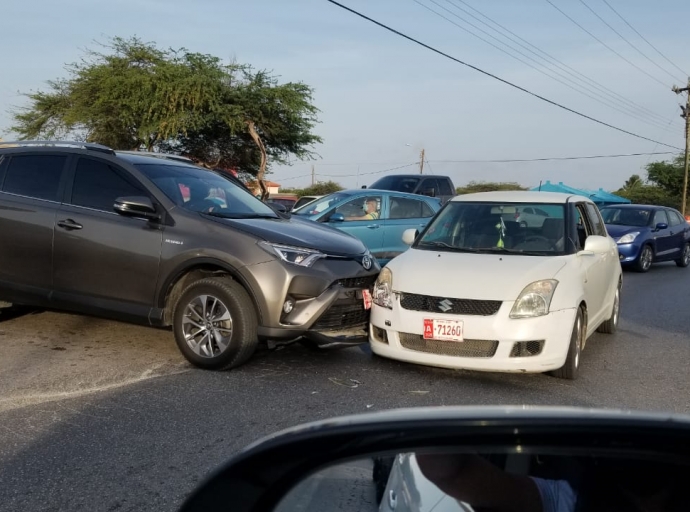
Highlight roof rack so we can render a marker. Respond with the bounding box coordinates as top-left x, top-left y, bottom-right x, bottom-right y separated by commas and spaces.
0, 140, 115, 155
116, 150, 193, 163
